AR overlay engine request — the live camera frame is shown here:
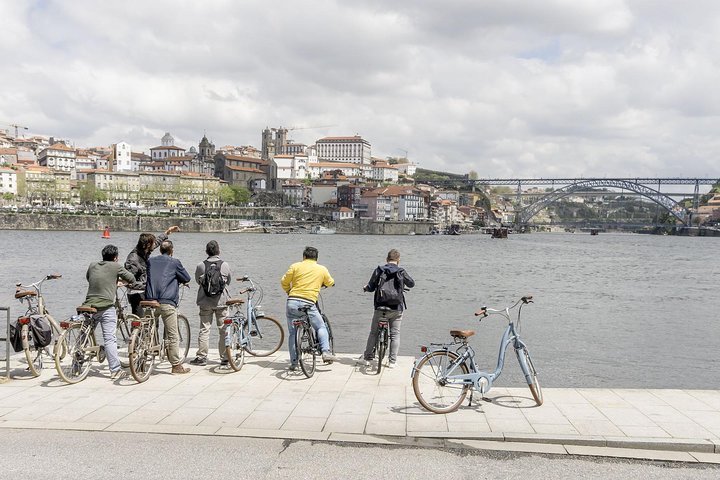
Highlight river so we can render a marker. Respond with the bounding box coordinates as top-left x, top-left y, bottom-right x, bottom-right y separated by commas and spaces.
1, 230, 717, 389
